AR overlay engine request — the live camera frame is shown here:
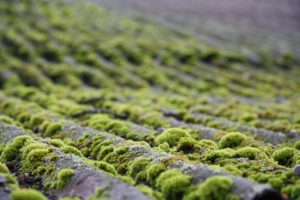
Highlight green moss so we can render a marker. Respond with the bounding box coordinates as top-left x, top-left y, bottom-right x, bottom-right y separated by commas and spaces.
22, 142, 47, 159
1, 135, 32, 162
219, 132, 246, 149
235, 147, 262, 160
90, 140, 112, 158
194, 140, 218, 153
105, 120, 129, 137
268, 178, 284, 190
59, 197, 81, 200
146, 163, 166, 186
160, 174, 192, 200
49, 139, 64, 147
294, 140, 300, 150
272, 147, 295, 166
205, 149, 235, 162
61, 145, 83, 157
155, 169, 182, 189
117, 175, 135, 185
51, 168, 74, 189
97, 145, 114, 160
291, 184, 300, 200
177, 137, 197, 153
137, 184, 163, 200
94, 161, 117, 175
87, 114, 111, 130
155, 128, 191, 147
0, 162, 10, 173
158, 142, 170, 152
0, 115, 15, 124
43, 121, 63, 137
128, 157, 150, 179
184, 176, 236, 200
11, 189, 48, 200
